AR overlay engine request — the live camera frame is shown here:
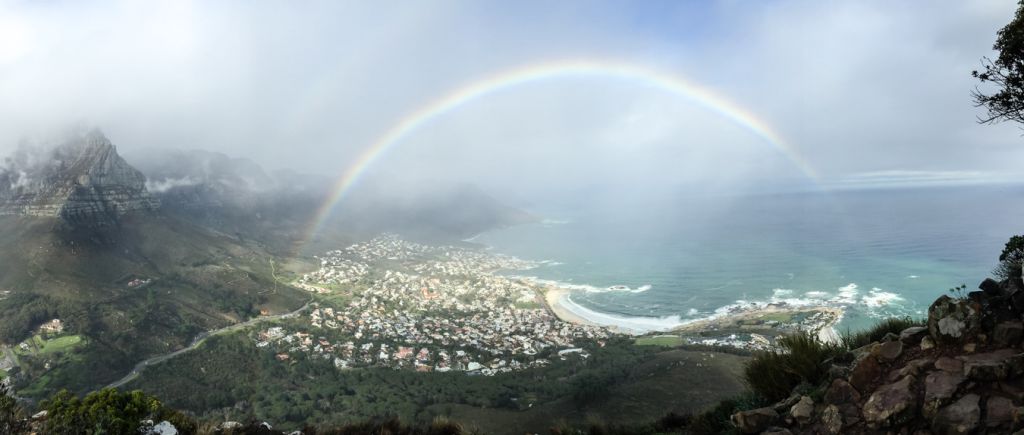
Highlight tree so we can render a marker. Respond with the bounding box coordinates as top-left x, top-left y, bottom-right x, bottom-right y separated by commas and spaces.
974, 2, 1024, 124
996, 235, 1024, 279
0, 383, 27, 435
42, 388, 196, 434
